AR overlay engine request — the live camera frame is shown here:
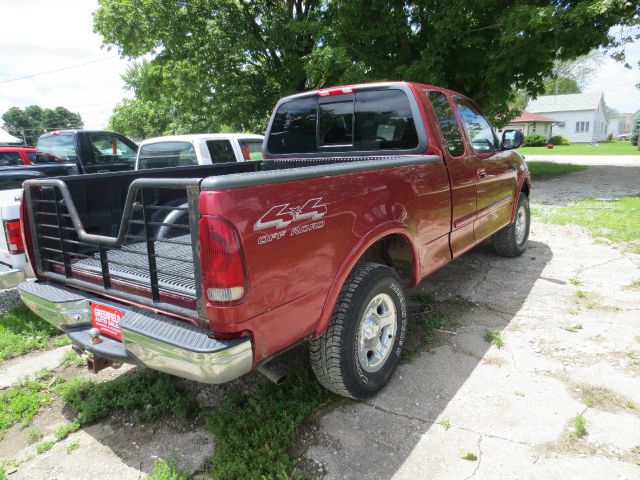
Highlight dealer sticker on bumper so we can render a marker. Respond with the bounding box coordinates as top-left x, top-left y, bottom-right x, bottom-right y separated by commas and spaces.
91, 303, 123, 341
